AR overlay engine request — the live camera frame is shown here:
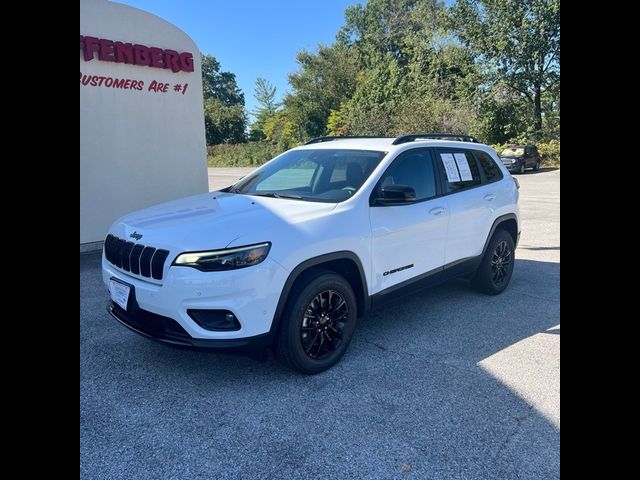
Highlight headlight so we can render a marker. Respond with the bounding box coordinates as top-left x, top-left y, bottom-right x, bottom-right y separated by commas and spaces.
173, 242, 271, 271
